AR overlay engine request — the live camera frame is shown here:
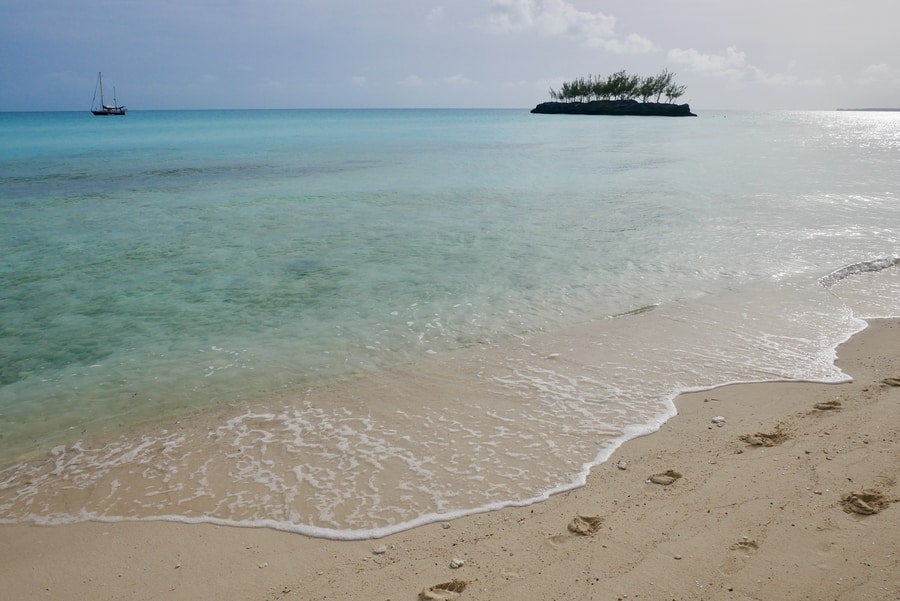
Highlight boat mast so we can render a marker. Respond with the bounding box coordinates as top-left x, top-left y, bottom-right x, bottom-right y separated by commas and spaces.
98, 72, 105, 108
